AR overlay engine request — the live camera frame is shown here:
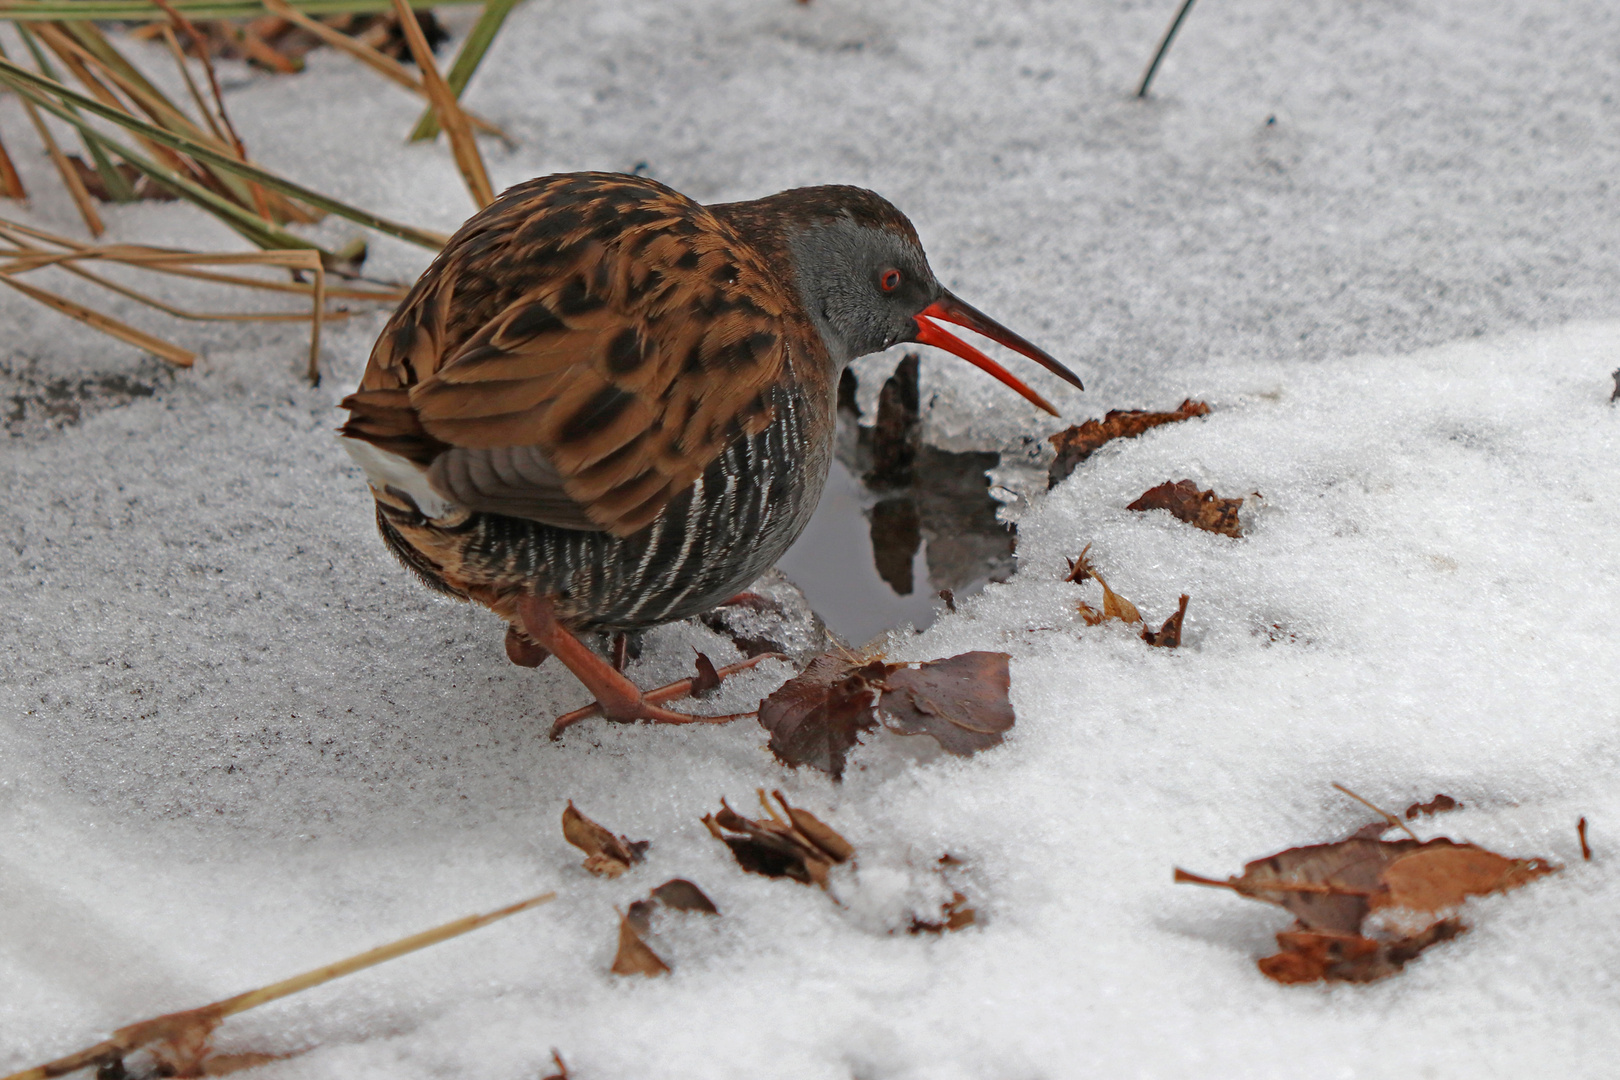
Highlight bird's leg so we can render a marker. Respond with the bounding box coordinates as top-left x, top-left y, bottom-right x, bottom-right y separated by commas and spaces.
611, 632, 629, 672
517, 594, 779, 738
505, 624, 551, 667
